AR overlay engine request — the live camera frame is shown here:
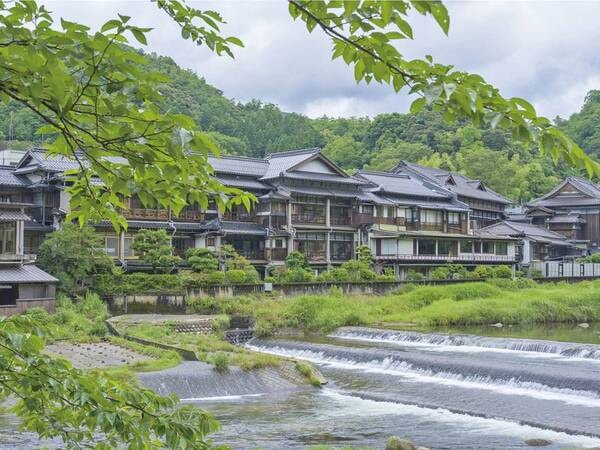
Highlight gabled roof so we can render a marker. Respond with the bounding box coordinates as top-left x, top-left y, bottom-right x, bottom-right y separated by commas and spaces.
480, 220, 574, 246
14, 148, 85, 174
396, 161, 512, 205
207, 155, 268, 177
528, 177, 600, 208
356, 170, 451, 199
0, 167, 30, 186
262, 148, 351, 181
